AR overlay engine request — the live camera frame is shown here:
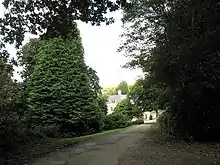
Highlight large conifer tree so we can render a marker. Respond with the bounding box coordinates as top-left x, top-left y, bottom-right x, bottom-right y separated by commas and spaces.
27, 24, 102, 136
